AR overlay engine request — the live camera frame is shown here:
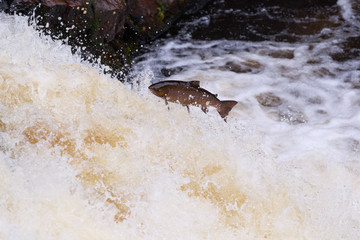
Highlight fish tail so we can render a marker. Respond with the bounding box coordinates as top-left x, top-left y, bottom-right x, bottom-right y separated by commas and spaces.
218, 100, 237, 119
